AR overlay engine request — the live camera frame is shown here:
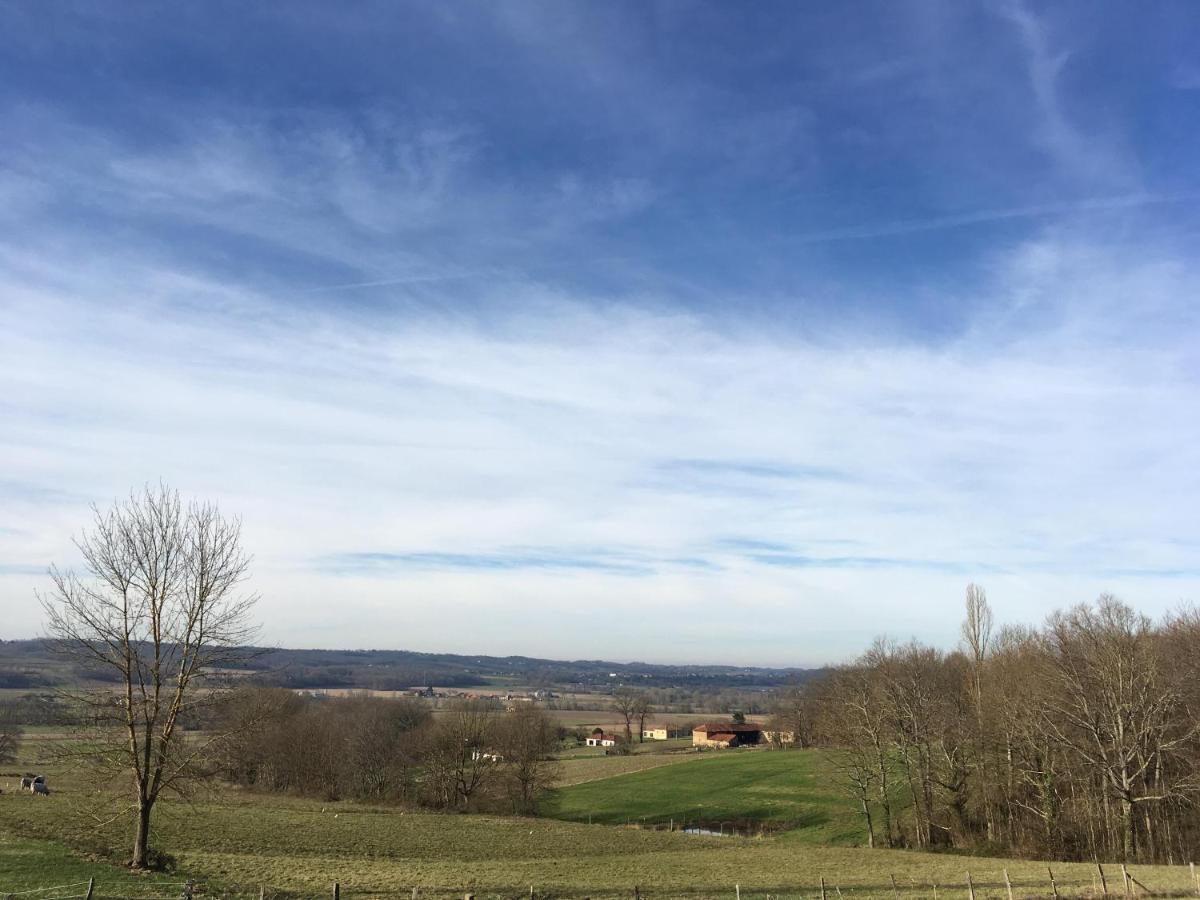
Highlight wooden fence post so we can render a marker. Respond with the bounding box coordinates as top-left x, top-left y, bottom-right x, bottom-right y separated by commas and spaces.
821, 876, 827, 900
1098, 864, 1109, 896
333, 883, 340, 900
259, 888, 265, 900
1004, 868, 1014, 900
85, 879, 94, 900
1121, 864, 1131, 898
966, 871, 975, 900
1191, 862, 1198, 898
734, 885, 740, 900
1048, 866, 1059, 900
